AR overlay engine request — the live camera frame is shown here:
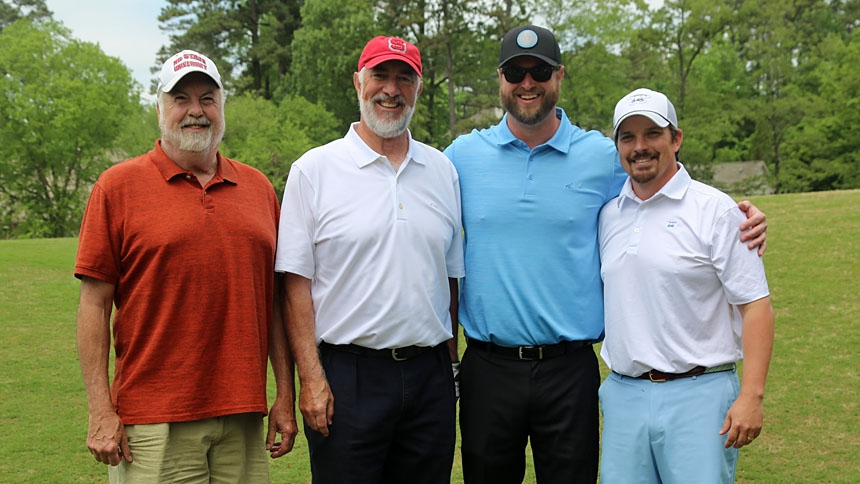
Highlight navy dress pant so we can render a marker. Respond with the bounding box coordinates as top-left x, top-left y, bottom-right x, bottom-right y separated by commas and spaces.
306, 343, 456, 484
